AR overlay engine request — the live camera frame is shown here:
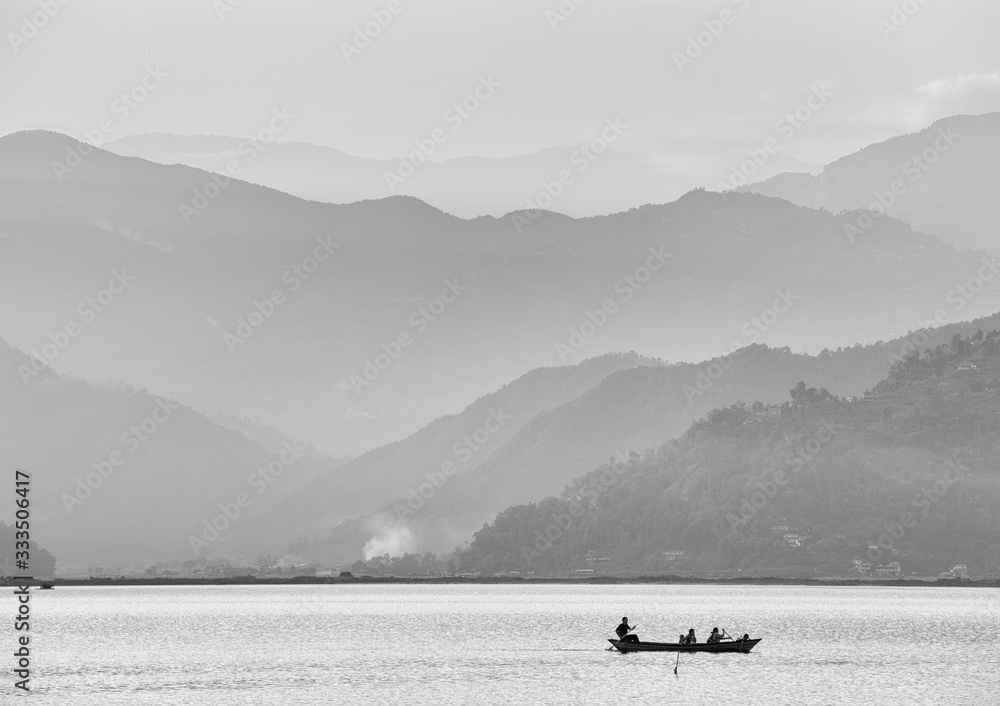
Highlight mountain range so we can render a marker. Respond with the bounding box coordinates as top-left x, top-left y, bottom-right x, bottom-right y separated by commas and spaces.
102, 132, 820, 220
740, 112, 1000, 254
4, 129, 999, 461
456, 331, 1000, 578
3, 113, 1000, 572
0, 335, 339, 567
239, 311, 1000, 564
